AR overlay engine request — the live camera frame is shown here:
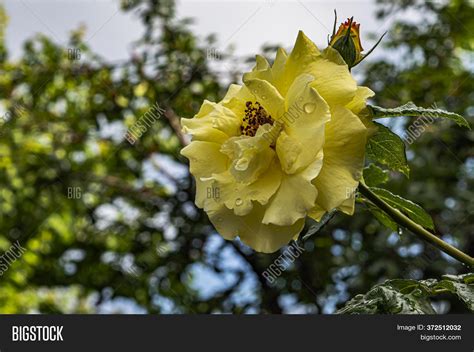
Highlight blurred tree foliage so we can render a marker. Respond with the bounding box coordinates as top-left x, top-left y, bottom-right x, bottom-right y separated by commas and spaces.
0, 0, 471, 313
